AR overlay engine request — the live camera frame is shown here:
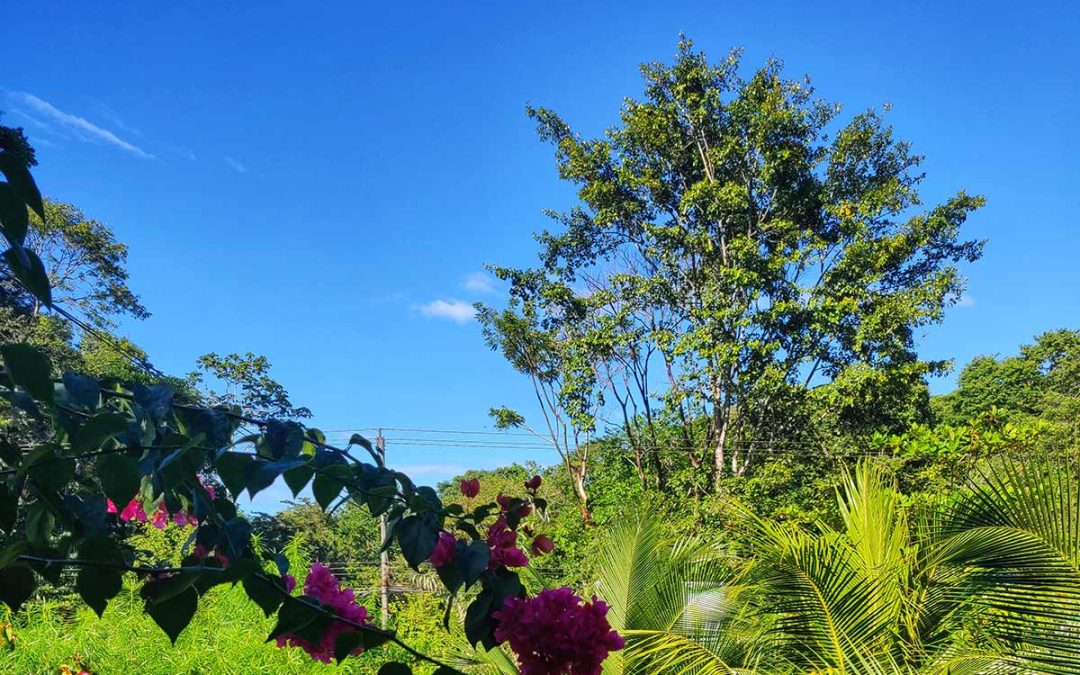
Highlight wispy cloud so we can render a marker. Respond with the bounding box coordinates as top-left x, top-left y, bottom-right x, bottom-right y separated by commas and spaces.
418, 299, 476, 323
463, 271, 497, 295
957, 293, 975, 308
5, 91, 154, 159
224, 156, 248, 173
